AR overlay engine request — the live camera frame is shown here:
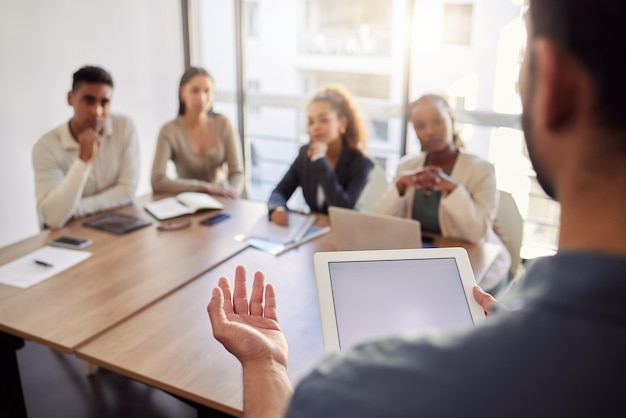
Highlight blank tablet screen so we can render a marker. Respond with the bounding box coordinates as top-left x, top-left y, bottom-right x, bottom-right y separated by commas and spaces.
328, 257, 473, 351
